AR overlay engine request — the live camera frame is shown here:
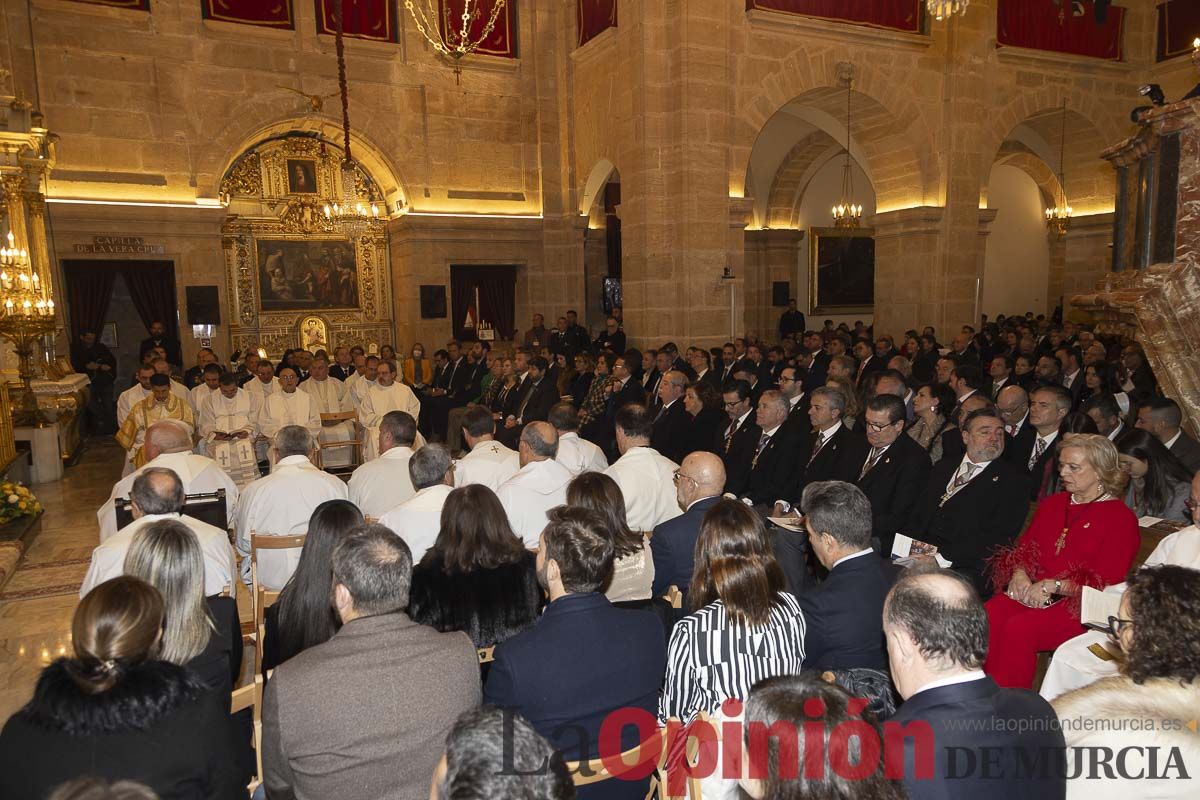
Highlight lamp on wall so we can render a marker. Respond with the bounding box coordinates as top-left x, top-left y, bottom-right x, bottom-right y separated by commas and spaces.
403, 0, 509, 84
1045, 103, 1073, 238
926, 0, 968, 22
831, 68, 862, 230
